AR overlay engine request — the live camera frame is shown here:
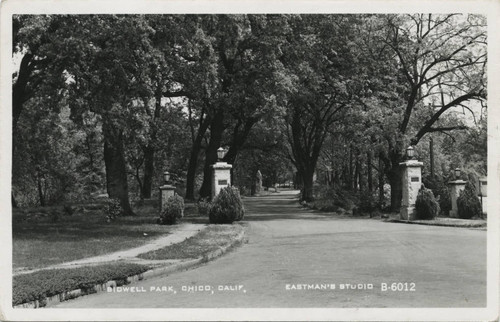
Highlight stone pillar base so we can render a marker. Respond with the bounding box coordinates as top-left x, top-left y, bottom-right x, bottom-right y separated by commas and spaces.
159, 185, 175, 212
400, 206, 416, 220
211, 162, 232, 199
449, 180, 466, 218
